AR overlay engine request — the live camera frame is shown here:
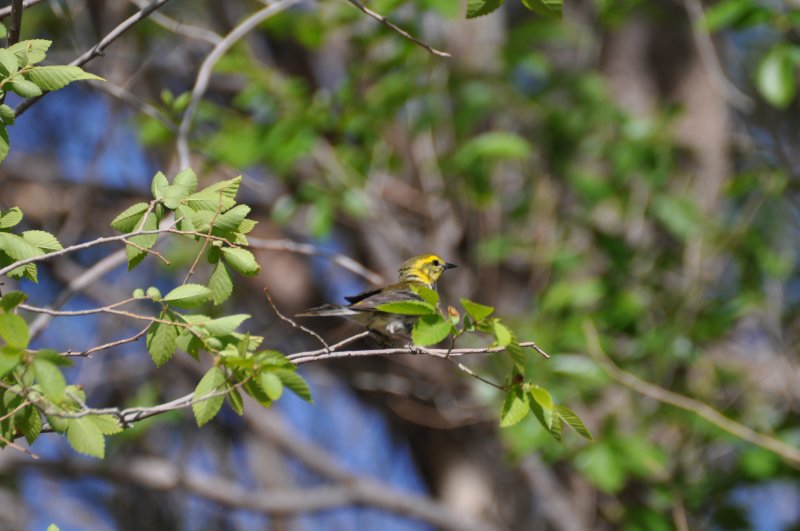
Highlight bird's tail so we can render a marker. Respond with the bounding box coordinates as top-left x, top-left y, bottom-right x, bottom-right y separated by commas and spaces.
296, 304, 358, 317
